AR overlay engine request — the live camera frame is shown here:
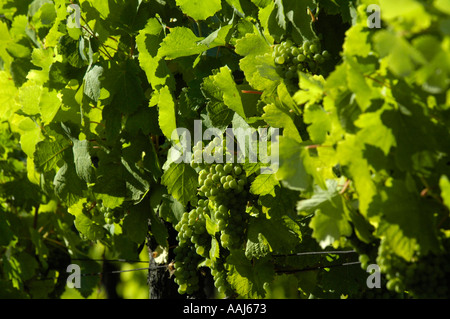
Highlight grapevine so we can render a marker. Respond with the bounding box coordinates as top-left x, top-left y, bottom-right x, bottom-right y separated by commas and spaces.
0, 0, 449, 301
